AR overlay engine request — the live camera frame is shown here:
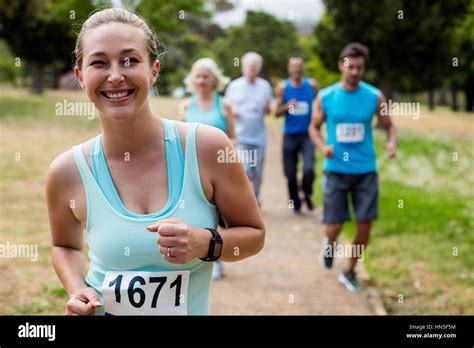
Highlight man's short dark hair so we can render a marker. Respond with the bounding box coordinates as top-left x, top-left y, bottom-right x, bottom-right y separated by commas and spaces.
339, 43, 369, 61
